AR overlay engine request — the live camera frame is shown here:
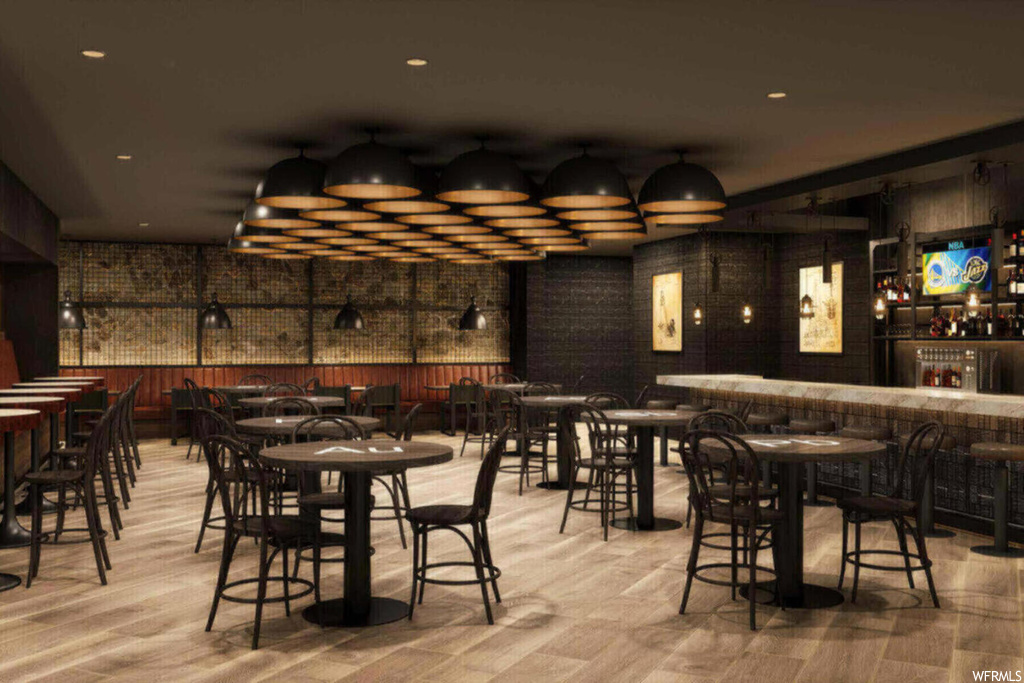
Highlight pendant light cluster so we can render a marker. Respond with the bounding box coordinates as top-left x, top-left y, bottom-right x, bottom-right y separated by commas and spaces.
230, 138, 727, 264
